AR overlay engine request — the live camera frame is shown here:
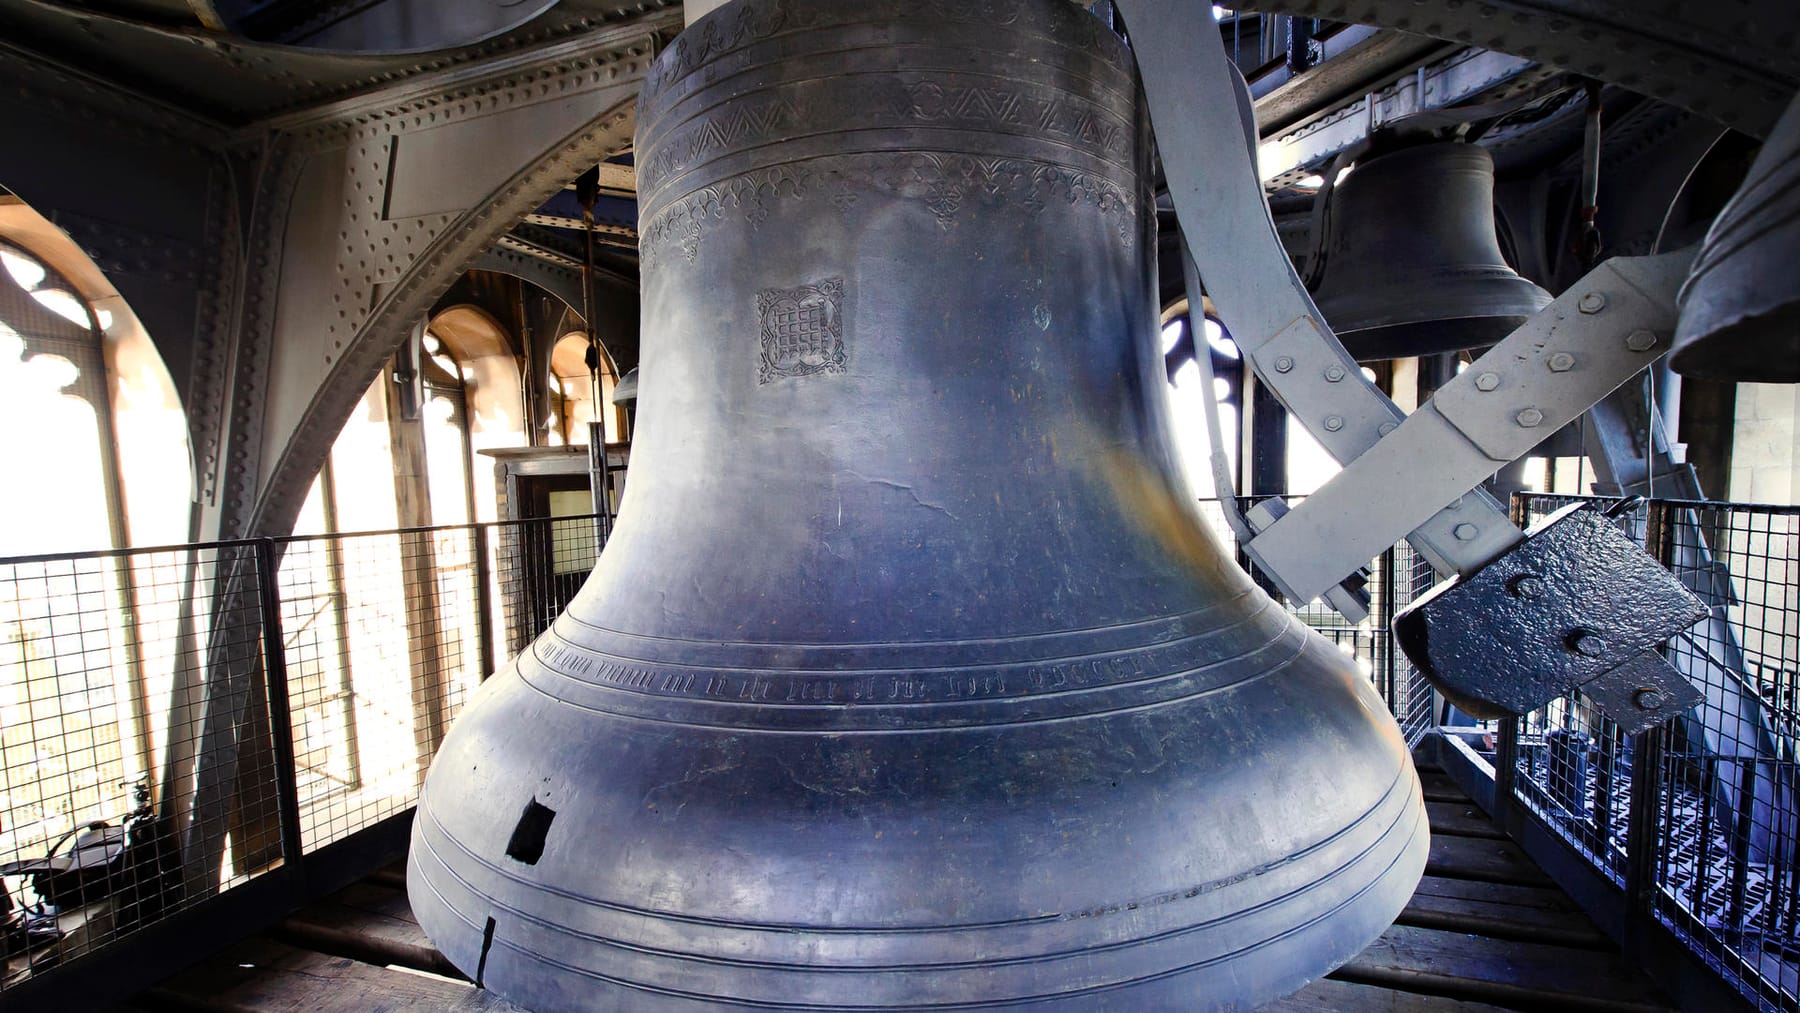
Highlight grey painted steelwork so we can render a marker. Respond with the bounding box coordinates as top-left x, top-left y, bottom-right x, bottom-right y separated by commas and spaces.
1118, 0, 1520, 583
1257, 47, 1537, 187
1125, 0, 1720, 741
1239, 0, 1800, 138
1673, 93, 1800, 383
0, 1, 679, 122
409, 2, 1427, 1008
1247, 251, 1690, 607
1309, 142, 1552, 360
211, 0, 561, 54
